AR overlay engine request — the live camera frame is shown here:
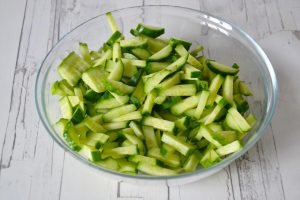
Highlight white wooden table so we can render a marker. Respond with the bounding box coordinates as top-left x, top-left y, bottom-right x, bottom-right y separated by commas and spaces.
0, 0, 299, 199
